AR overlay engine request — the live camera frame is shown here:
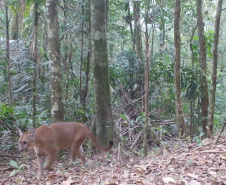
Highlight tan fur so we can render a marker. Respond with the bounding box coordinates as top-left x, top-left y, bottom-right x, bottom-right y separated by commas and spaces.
18, 122, 113, 178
